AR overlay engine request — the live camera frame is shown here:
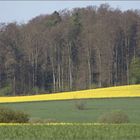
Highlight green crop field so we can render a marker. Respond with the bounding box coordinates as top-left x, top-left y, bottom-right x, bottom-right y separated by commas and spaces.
0, 98, 140, 123
0, 124, 140, 140
1, 97, 140, 139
